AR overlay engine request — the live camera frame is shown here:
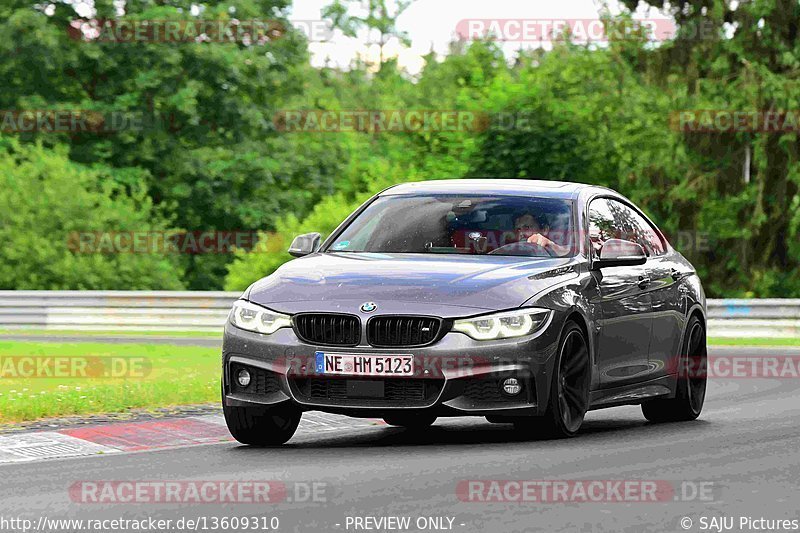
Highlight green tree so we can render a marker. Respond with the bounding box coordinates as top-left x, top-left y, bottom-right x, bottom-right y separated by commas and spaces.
323, 0, 414, 66
0, 138, 184, 290
0, 0, 328, 289
622, 0, 800, 296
